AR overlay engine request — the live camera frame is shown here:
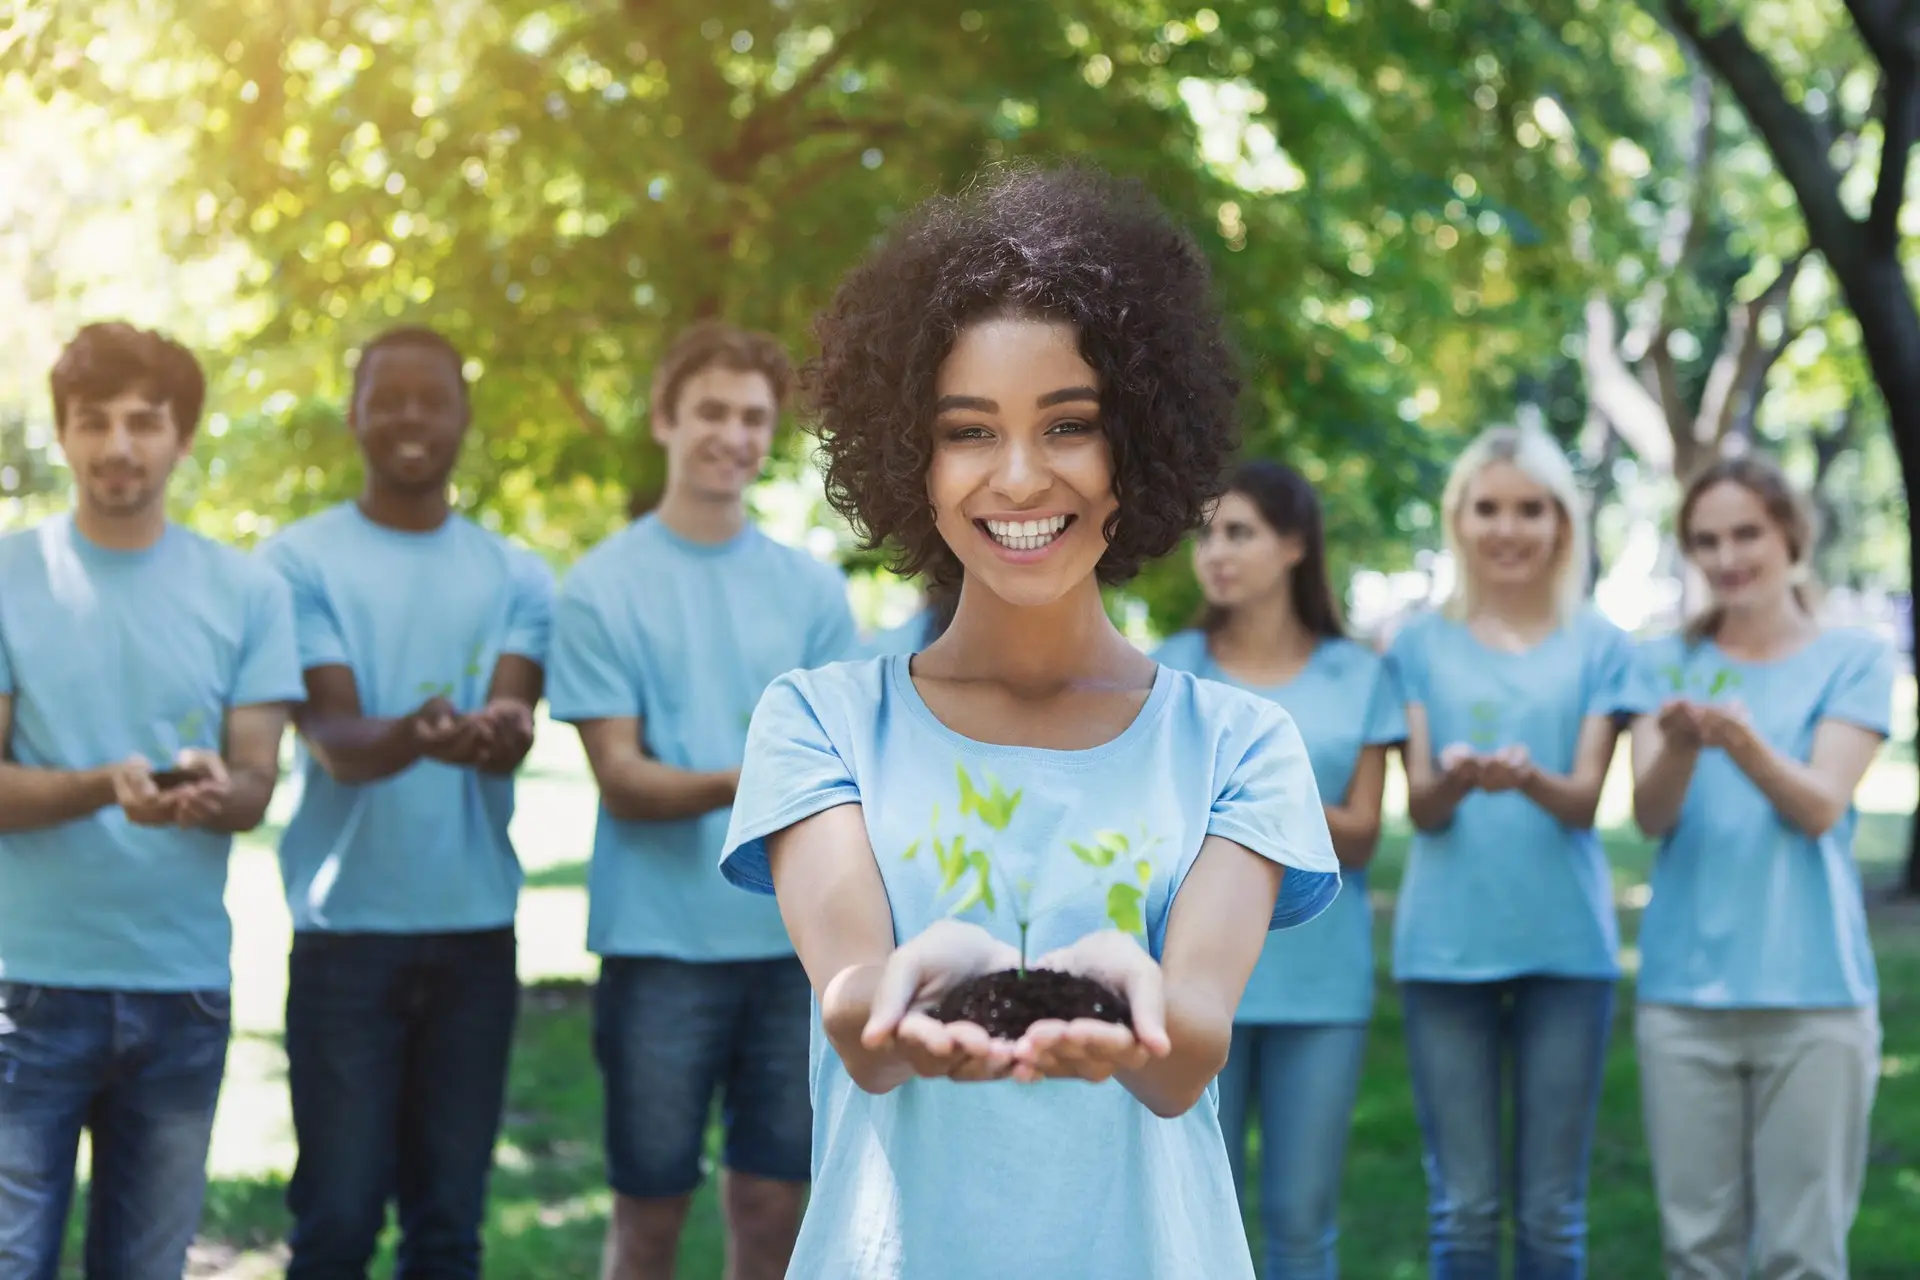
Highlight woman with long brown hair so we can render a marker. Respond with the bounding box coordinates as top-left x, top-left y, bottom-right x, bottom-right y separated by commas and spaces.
1628, 453, 1889, 1278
